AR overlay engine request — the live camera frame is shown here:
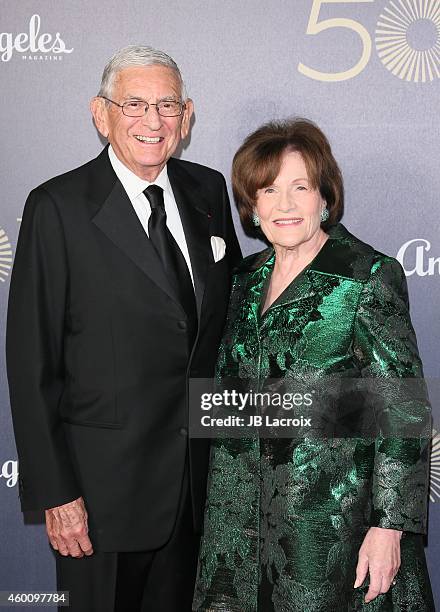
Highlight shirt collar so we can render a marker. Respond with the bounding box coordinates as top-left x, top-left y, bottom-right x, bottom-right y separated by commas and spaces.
108, 145, 171, 199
